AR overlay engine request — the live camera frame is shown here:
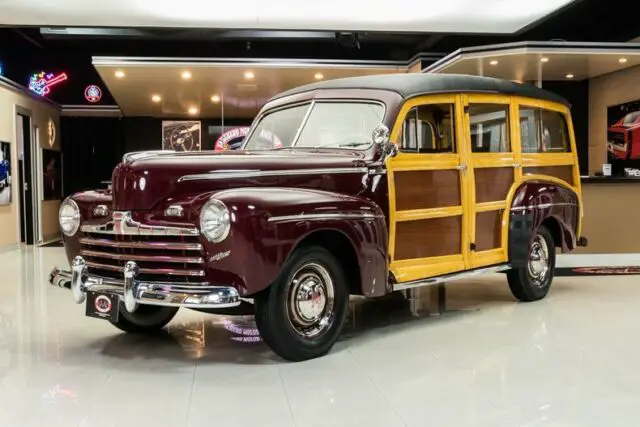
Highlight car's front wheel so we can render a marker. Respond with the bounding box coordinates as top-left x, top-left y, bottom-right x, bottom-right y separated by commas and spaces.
110, 305, 178, 334
254, 245, 350, 362
507, 225, 556, 302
